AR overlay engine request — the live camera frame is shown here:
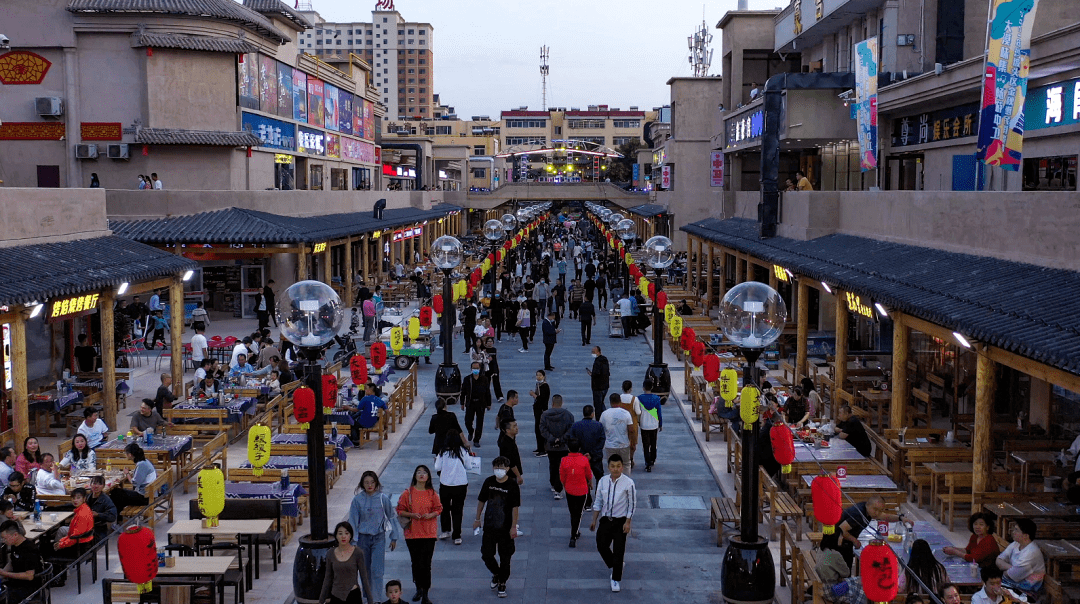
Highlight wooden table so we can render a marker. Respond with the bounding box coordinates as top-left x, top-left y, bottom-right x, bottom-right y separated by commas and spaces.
97, 435, 193, 479
20, 510, 72, 540
1039, 539, 1080, 577
168, 519, 273, 590
858, 521, 982, 587
114, 555, 234, 604
857, 390, 891, 432
1010, 451, 1061, 492
923, 462, 974, 518
984, 501, 1080, 536
889, 438, 971, 486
